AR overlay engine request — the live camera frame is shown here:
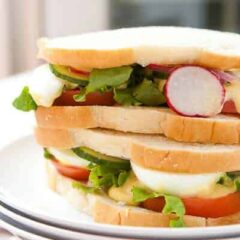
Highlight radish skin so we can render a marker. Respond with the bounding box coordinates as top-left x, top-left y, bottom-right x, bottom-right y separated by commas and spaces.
165, 66, 225, 117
